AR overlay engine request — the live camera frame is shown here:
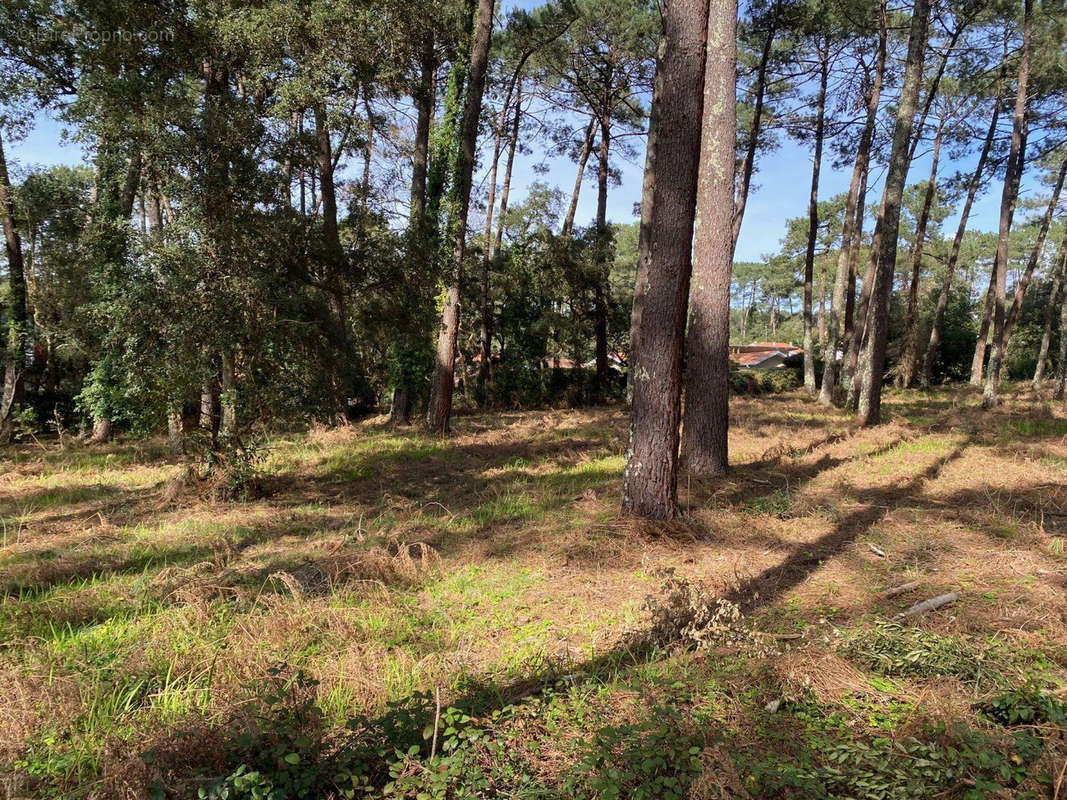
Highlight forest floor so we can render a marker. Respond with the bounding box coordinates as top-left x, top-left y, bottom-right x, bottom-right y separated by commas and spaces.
3, 384, 1067, 799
